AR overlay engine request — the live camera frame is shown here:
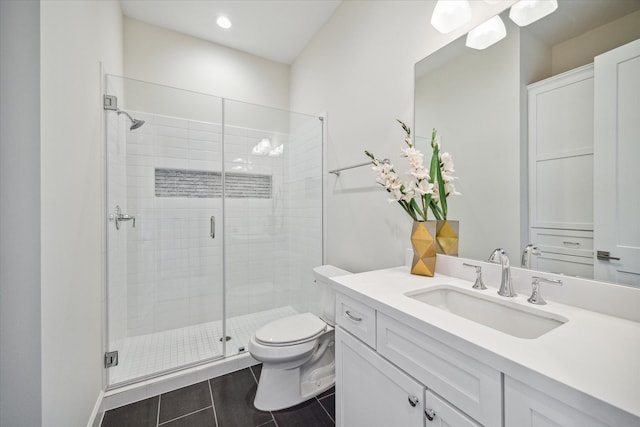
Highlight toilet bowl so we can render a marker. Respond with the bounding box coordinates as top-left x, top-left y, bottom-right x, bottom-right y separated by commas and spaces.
249, 265, 351, 411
